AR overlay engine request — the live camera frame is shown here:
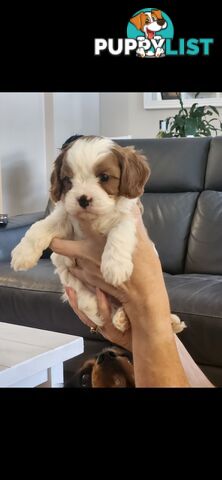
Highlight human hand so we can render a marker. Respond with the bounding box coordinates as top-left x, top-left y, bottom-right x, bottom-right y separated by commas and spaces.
50, 209, 189, 387
50, 206, 172, 334
65, 286, 132, 352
